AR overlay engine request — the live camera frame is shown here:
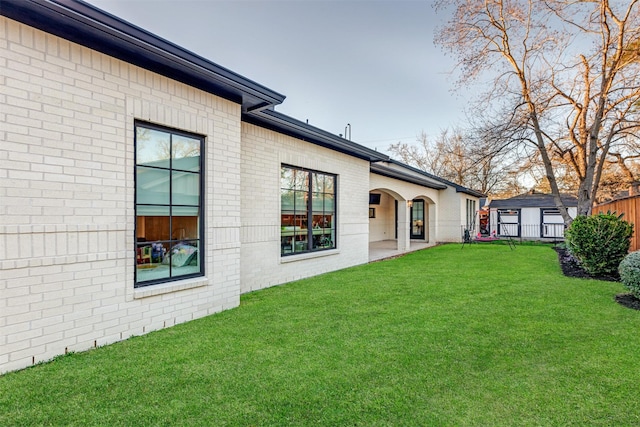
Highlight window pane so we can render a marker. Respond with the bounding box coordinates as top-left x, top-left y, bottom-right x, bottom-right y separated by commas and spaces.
294, 191, 307, 213
294, 170, 309, 191
137, 205, 170, 216
137, 128, 171, 166
172, 206, 199, 216
324, 194, 335, 212
173, 155, 200, 173
172, 135, 200, 162
312, 192, 324, 212
313, 232, 333, 249
293, 235, 308, 252
324, 175, 335, 193
136, 241, 170, 282
137, 167, 170, 205
312, 174, 325, 192
281, 214, 294, 255
281, 189, 294, 212
171, 215, 199, 240
172, 170, 199, 205
294, 214, 308, 231
168, 240, 200, 277
281, 167, 295, 190
137, 215, 170, 241
281, 214, 294, 227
